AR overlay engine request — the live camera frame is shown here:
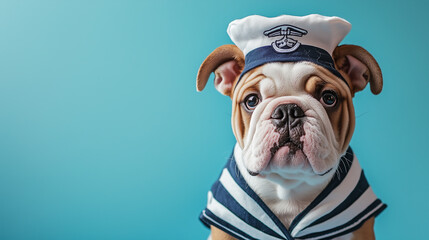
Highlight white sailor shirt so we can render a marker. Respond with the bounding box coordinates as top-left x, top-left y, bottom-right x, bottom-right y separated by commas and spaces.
200, 146, 387, 240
